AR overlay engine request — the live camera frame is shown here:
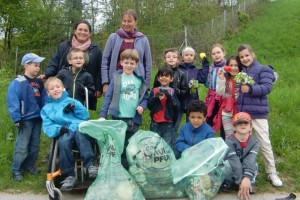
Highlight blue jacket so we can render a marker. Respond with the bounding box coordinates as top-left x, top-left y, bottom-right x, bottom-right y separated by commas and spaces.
101, 33, 152, 89
41, 91, 90, 138
99, 71, 149, 125
175, 122, 215, 153
237, 61, 275, 119
7, 75, 46, 123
